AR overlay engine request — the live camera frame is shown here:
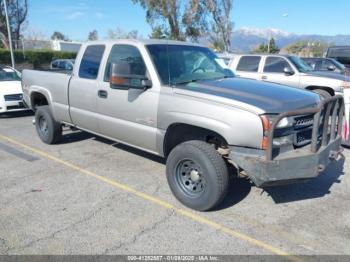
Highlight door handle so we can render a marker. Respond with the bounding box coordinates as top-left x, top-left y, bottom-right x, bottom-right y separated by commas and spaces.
261, 75, 267, 80
98, 90, 108, 98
